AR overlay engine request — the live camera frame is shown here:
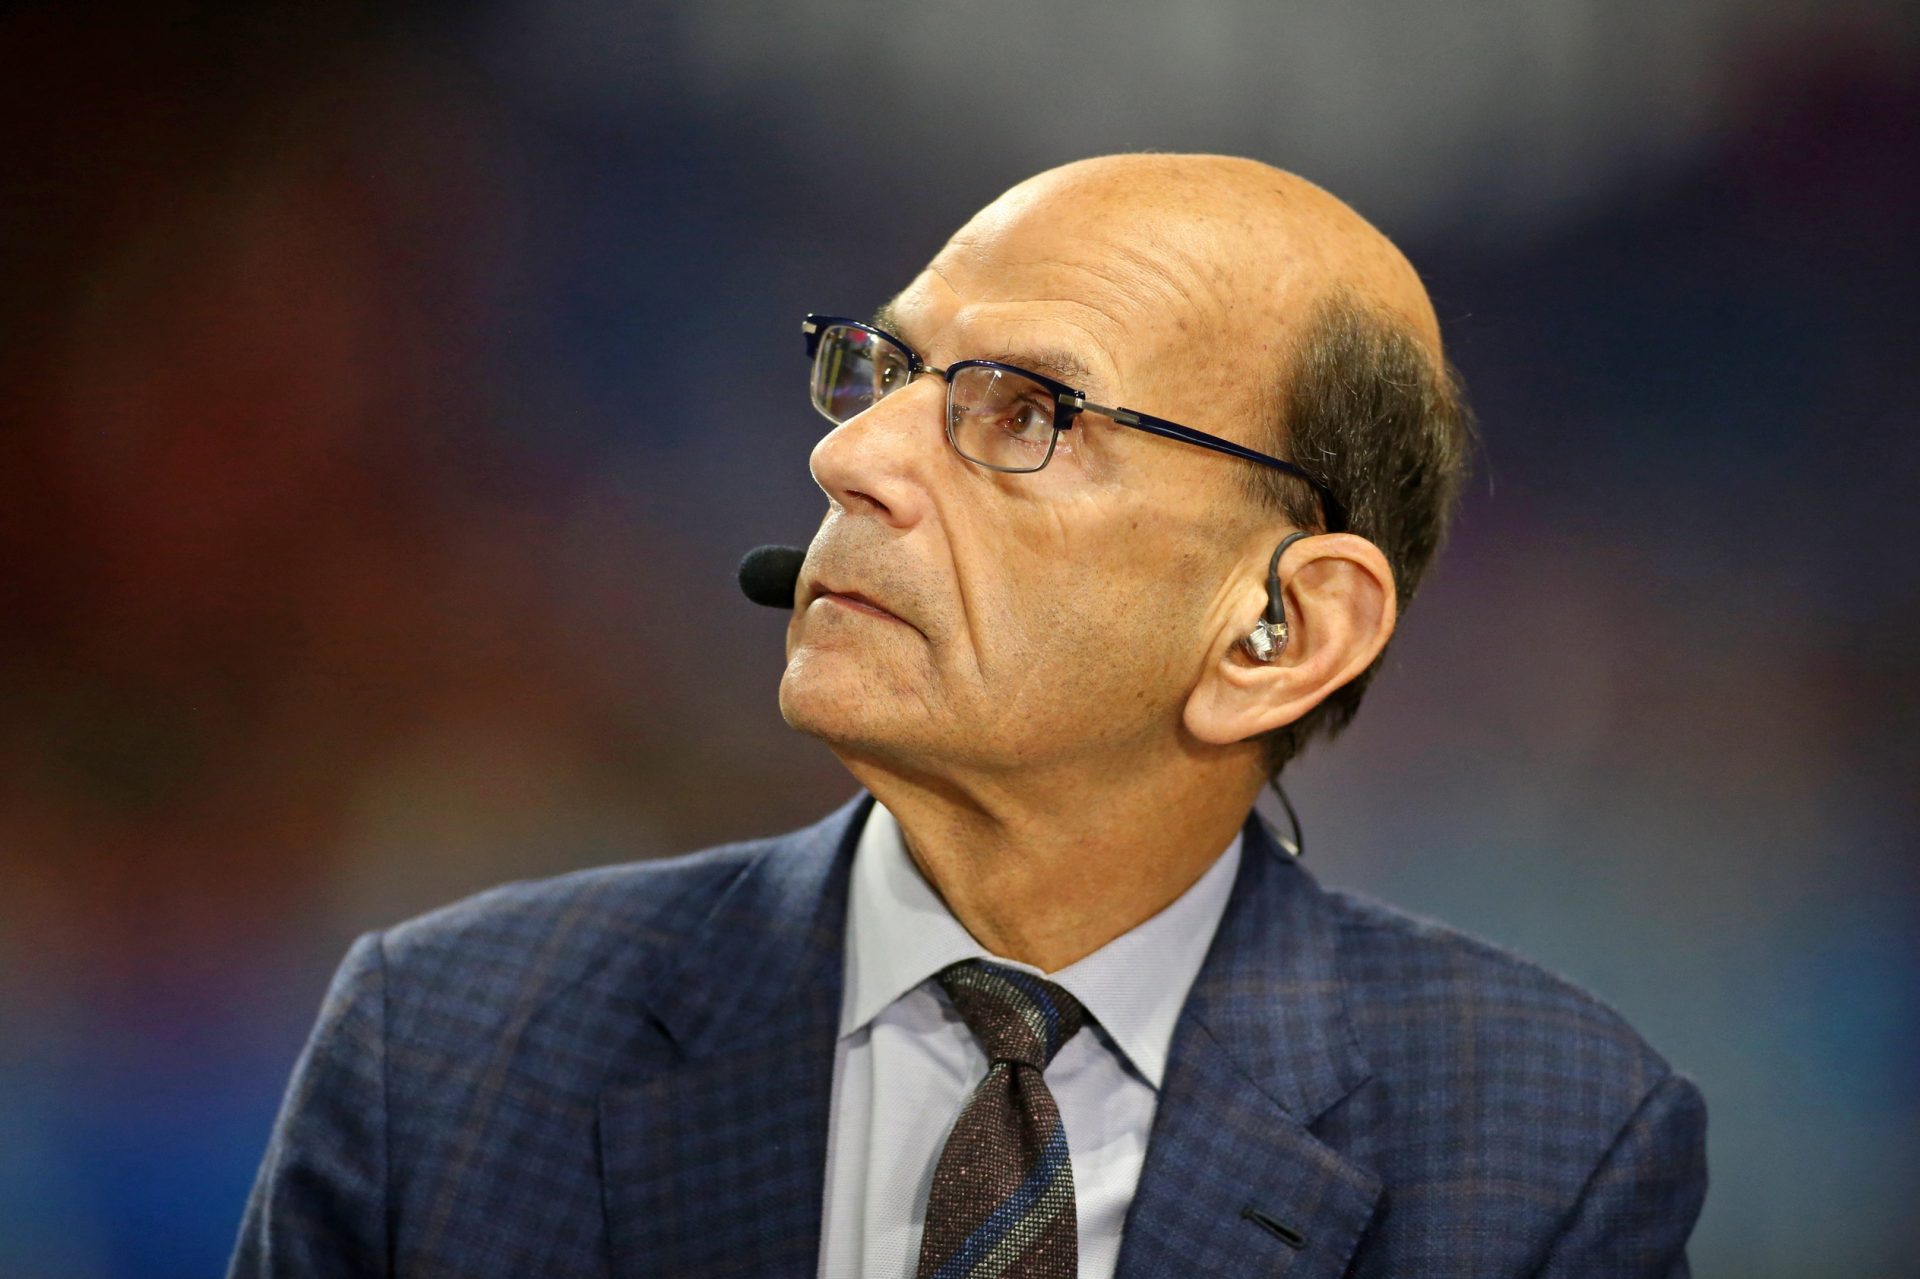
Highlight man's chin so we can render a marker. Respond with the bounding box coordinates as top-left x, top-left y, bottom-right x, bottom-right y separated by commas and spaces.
779, 660, 867, 736
778, 660, 927, 759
